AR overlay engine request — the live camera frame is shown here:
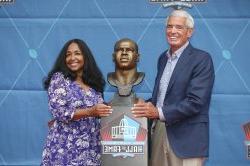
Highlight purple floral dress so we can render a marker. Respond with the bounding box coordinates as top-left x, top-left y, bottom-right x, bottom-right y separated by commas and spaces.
41, 72, 103, 166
